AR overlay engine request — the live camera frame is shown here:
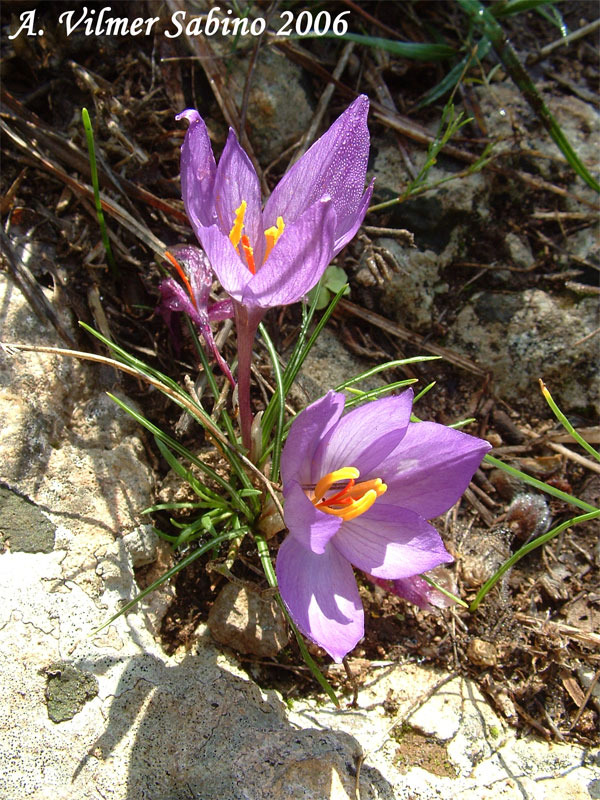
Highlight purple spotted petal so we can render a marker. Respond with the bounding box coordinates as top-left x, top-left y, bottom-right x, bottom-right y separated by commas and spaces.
283, 480, 342, 554
176, 110, 217, 230
276, 534, 363, 662
333, 178, 374, 256
213, 129, 264, 264
264, 95, 371, 238
378, 422, 492, 519
334, 503, 452, 579
281, 391, 345, 486
314, 390, 413, 482
242, 198, 337, 309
